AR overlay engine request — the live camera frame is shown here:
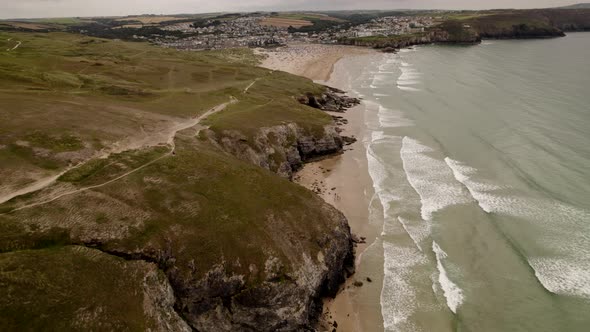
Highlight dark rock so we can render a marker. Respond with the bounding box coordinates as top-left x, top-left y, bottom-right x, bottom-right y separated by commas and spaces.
342, 136, 357, 146
298, 87, 360, 113
205, 123, 343, 179
381, 46, 398, 53
366, 277, 372, 283
353, 281, 363, 287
